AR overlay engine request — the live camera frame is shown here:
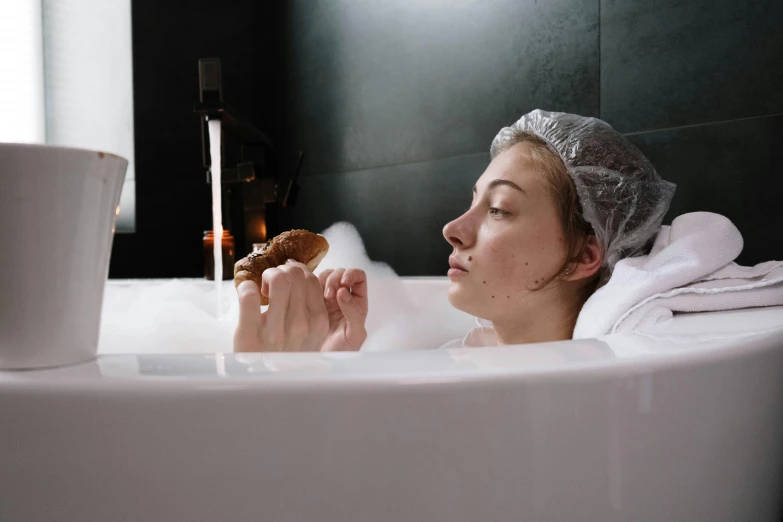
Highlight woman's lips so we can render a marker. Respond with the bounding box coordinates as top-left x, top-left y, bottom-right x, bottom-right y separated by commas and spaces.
448, 257, 469, 278
448, 267, 468, 278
